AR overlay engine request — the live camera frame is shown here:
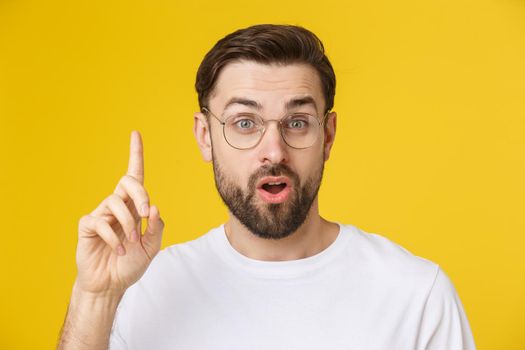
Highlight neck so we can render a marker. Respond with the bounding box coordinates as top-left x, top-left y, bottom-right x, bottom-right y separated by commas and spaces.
224, 198, 339, 261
